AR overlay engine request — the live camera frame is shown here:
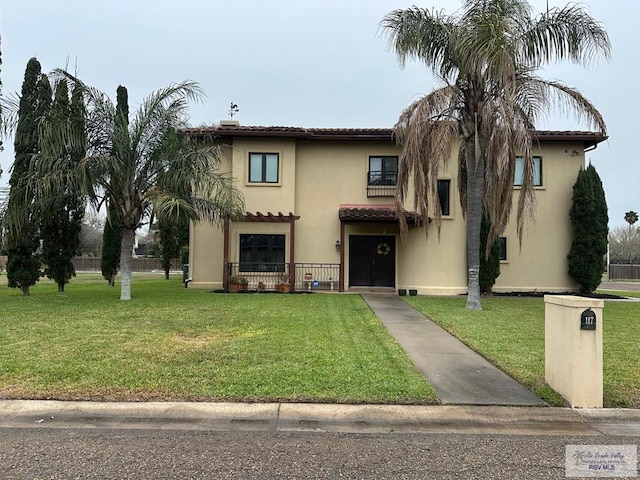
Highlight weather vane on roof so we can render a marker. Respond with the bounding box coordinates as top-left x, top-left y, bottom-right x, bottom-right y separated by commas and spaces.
229, 102, 239, 119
